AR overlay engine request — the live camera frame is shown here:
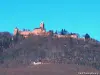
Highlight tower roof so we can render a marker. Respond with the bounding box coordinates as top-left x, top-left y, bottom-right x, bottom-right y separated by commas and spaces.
40, 21, 44, 25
